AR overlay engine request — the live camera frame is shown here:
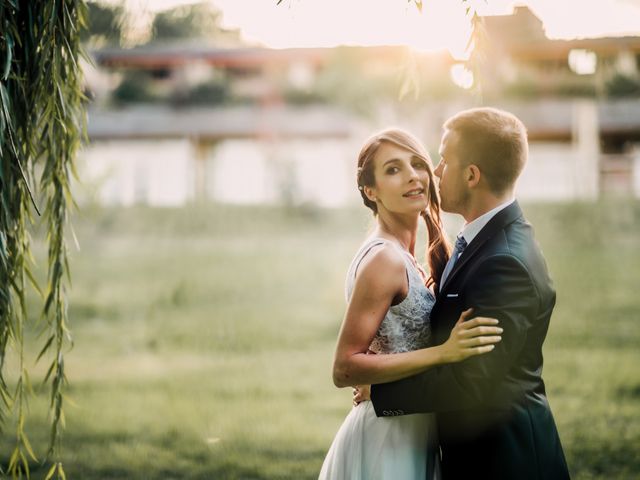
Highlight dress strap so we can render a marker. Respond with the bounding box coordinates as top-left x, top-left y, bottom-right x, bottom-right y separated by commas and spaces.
346, 237, 428, 300
345, 238, 389, 301
352, 238, 388, 279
